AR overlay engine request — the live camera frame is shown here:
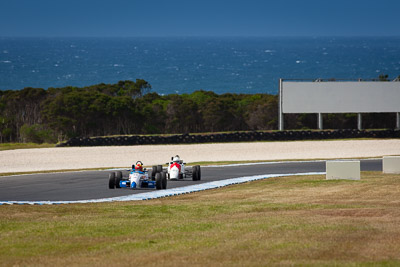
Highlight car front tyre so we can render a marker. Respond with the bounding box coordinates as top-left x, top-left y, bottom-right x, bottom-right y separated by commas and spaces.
155, 172, 162, 190
115, 171, 122, 188
161, 172, 167, 189
108, 172, 116, 189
